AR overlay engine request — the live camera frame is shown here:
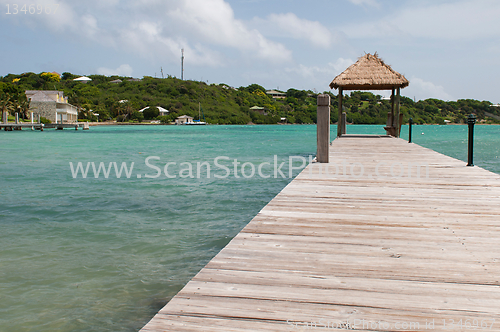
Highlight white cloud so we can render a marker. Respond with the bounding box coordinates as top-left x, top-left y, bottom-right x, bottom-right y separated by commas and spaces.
330, 58, 355, 72
349, 0, 379, 7
1, 0, 292, 66
97, 64, 133, 76
347, 0, 500, 40
406, 77, 453, 101
116, 23, 223, 67
81, 14, 98, 38
162, 0, 291, 62
281, 58, 355, 91
259, 13, 335, 48
285, 58, 354, 79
